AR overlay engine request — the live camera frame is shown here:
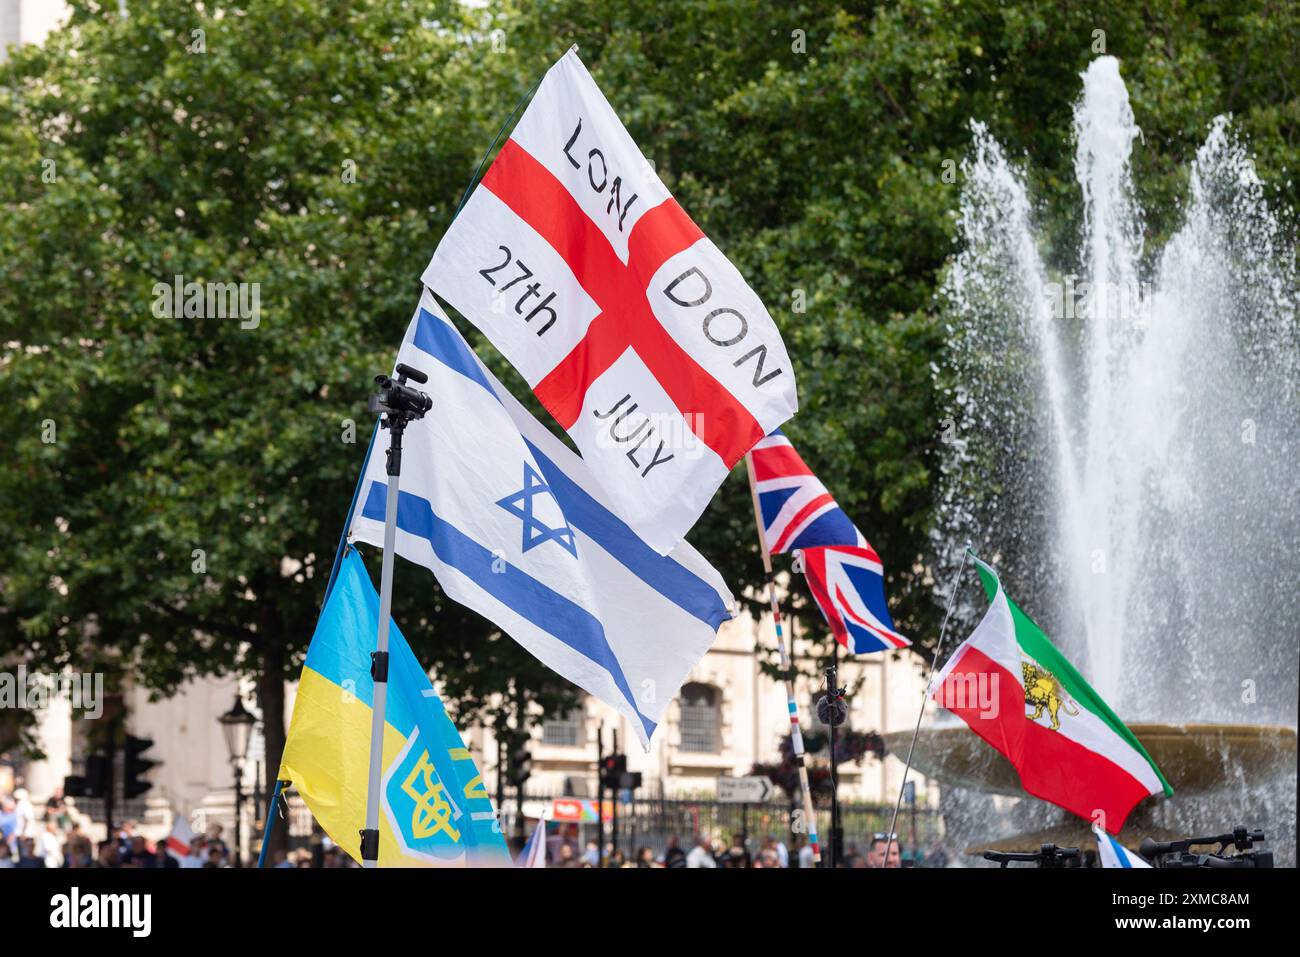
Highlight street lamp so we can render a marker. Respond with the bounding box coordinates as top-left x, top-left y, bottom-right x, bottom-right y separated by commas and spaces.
218, 694, 258, 867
